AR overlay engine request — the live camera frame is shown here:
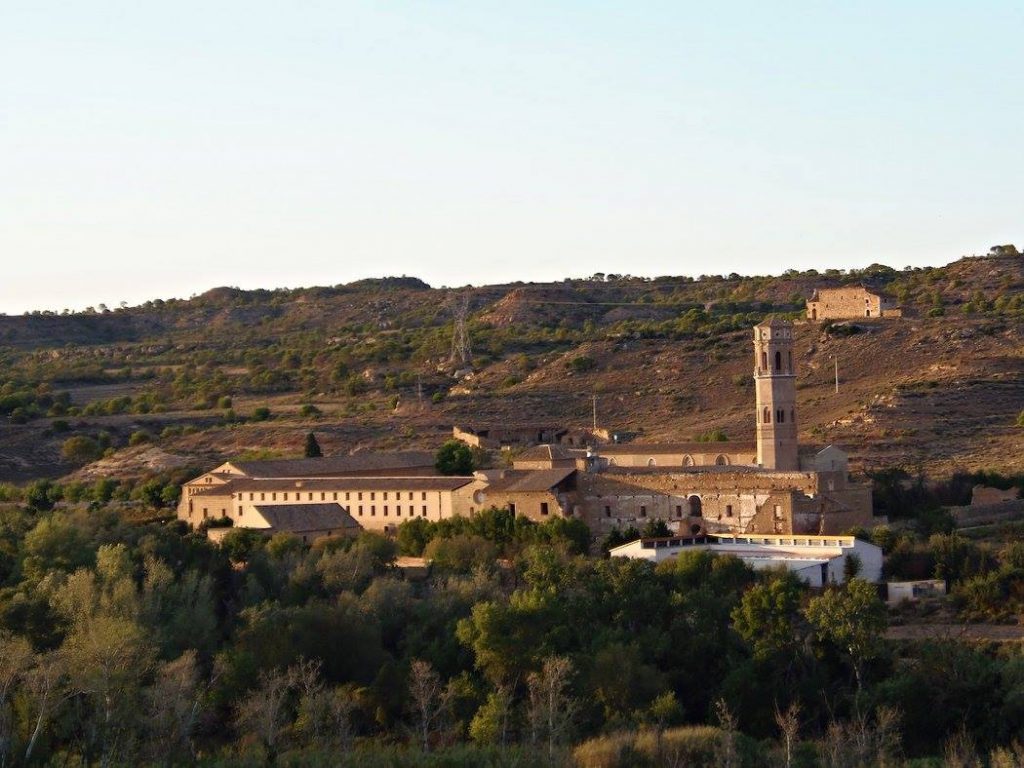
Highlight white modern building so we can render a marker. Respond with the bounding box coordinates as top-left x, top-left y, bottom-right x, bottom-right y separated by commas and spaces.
609, 533, 882, 587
